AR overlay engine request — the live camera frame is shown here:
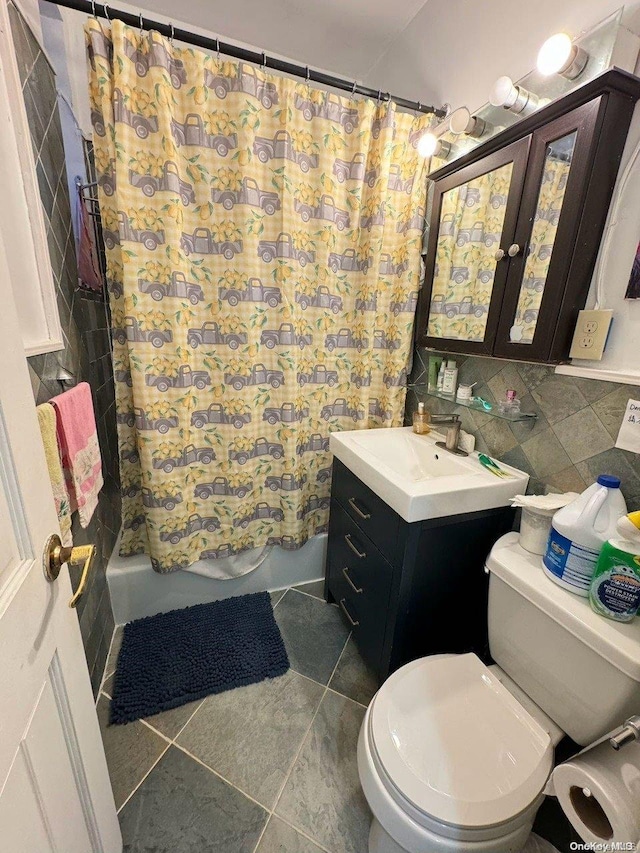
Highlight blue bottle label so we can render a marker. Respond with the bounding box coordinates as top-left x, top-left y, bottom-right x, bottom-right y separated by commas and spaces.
543, 527, 600, 591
